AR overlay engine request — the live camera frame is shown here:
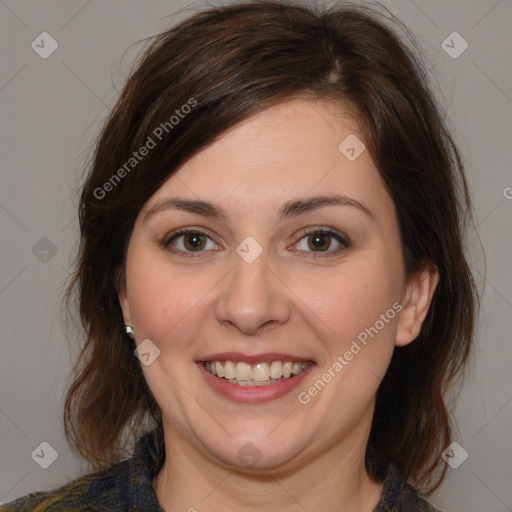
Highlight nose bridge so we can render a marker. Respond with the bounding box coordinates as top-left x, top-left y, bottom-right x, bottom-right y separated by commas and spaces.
215, 242, 290, 334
